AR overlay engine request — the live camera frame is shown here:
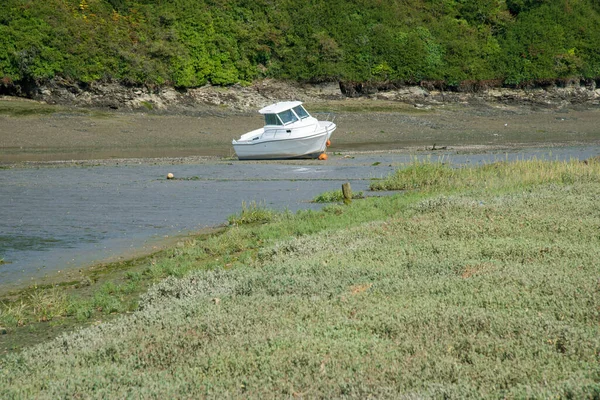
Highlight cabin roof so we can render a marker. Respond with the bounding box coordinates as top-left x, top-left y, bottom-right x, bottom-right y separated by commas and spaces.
259, 101, 303, 115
